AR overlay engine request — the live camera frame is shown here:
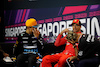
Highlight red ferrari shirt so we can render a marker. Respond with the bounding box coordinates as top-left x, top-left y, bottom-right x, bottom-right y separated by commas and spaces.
54, 32, 81, 56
